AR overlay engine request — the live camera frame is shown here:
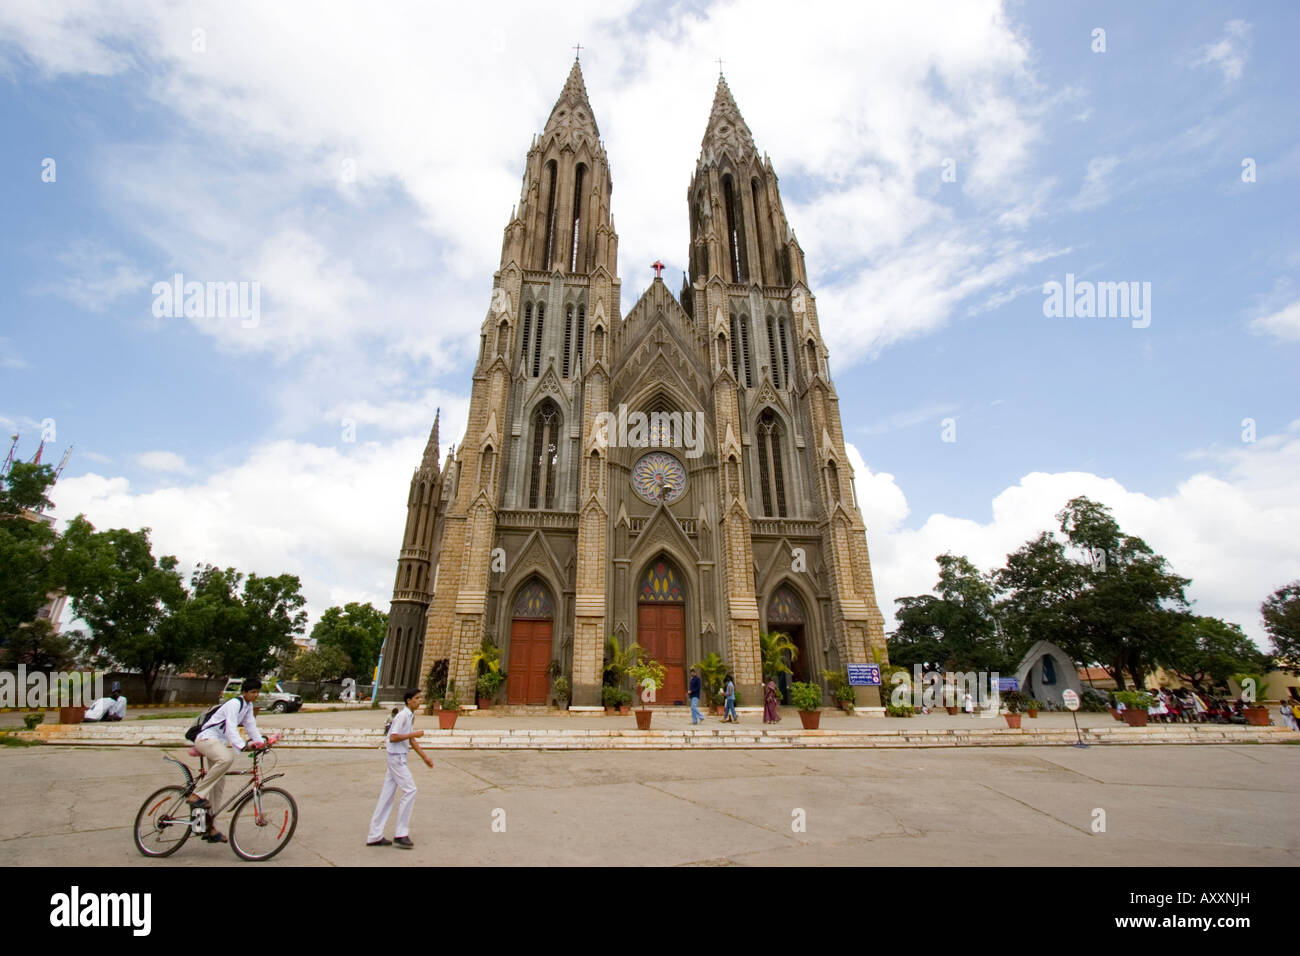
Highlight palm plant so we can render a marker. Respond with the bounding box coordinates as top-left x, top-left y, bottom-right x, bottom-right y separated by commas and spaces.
470, 637, 503, 676
693, 651, 727, 702
603, 635, 644, 687
760, 630, 799, 682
